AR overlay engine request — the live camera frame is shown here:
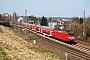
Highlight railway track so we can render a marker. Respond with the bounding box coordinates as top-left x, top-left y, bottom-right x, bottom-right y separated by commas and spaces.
11, 24, 90, 60
37, 38, 90, 60
75, 38, 90, 49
